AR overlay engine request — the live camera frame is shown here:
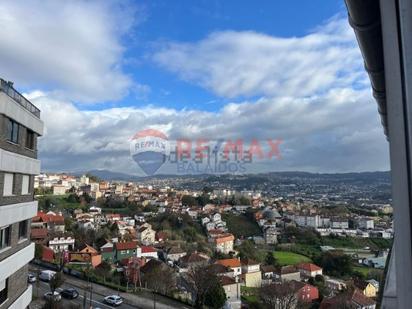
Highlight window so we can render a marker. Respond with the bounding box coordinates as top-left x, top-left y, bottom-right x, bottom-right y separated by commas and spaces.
25, 129, 35, 149
22, 175, 30, 195
3, 174, 14, 196
0, 227, 10, 250
6, 118, 19, 144
0, 279, 8, 305
18, 221, 28, 239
